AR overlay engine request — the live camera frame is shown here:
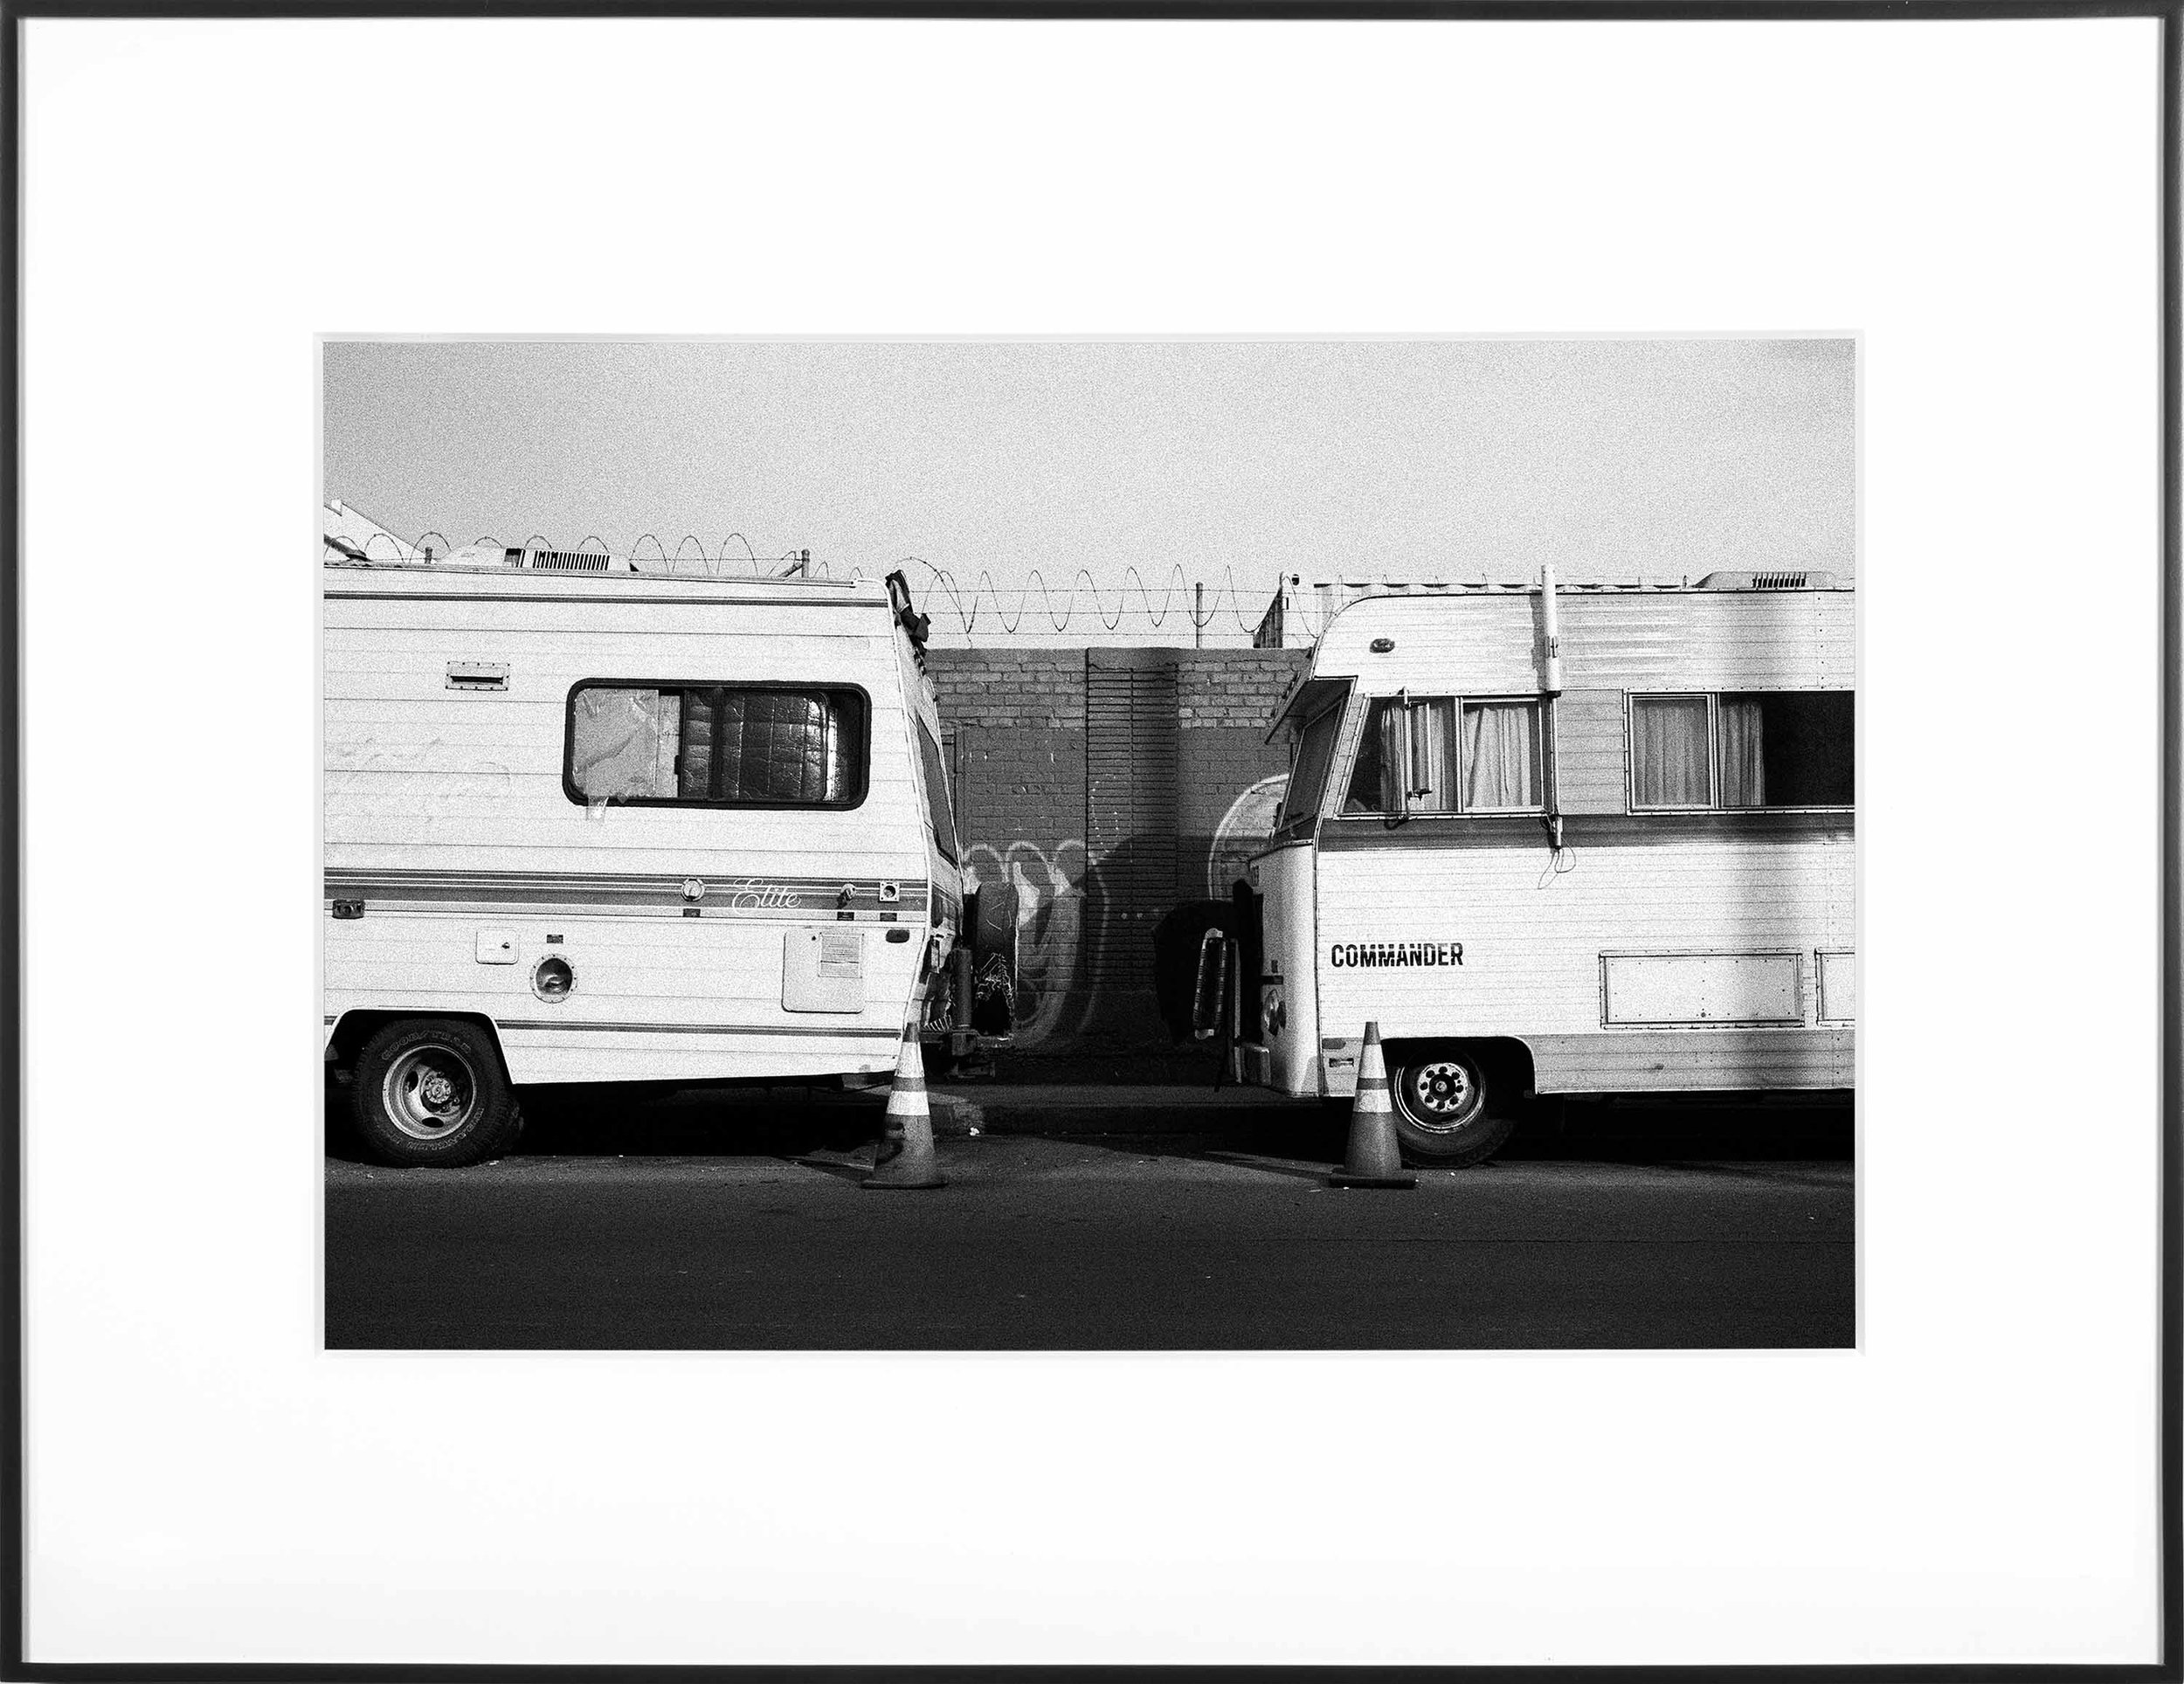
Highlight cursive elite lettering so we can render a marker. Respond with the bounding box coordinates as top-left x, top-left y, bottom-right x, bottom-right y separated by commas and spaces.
728, 879, 808, 911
